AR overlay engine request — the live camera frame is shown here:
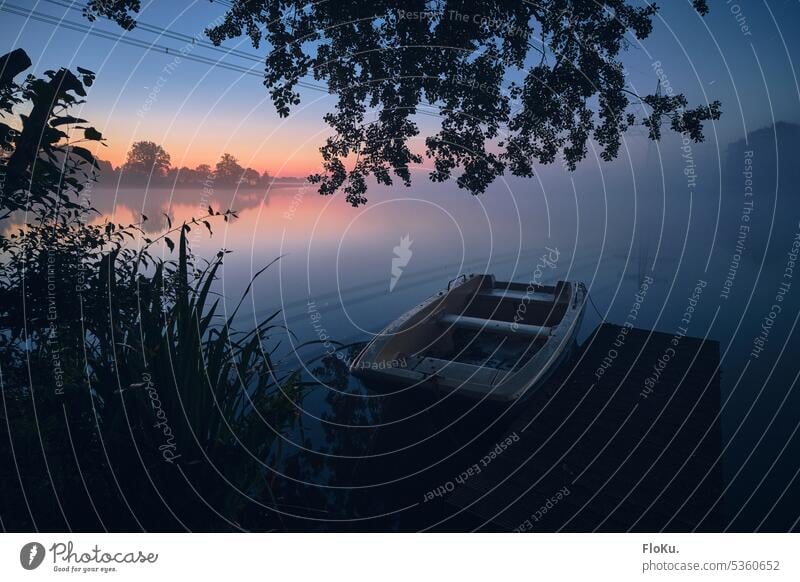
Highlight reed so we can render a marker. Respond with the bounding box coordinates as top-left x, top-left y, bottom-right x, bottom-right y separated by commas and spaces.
0, 50, 306, 530
1, 221, 309, 531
